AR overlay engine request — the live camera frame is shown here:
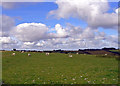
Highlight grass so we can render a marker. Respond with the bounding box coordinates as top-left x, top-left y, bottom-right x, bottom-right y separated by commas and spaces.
2, 51, 118, 84
110, 50, 120, 53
